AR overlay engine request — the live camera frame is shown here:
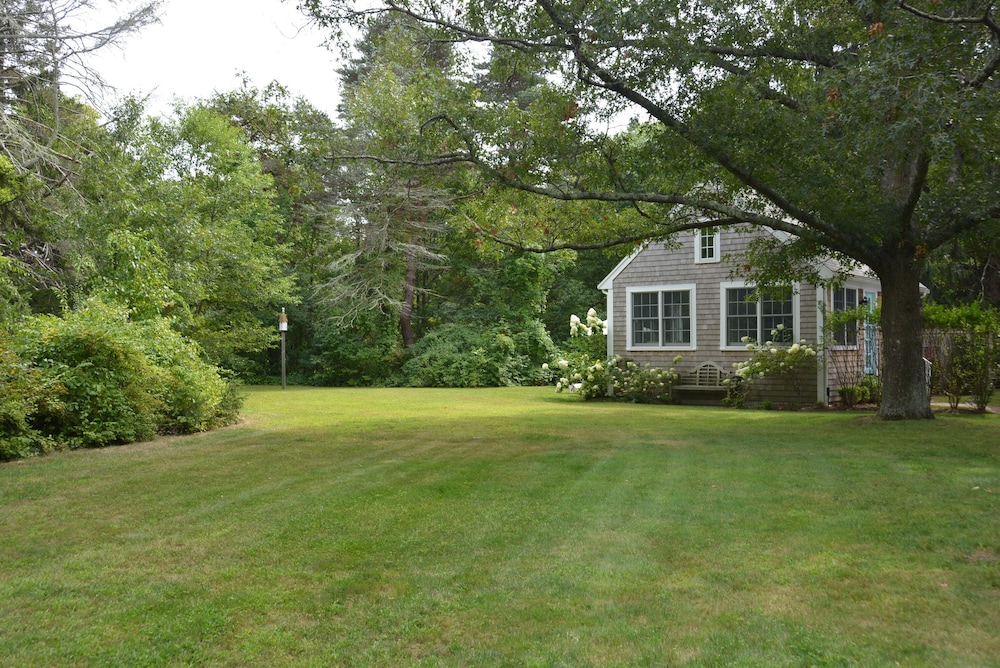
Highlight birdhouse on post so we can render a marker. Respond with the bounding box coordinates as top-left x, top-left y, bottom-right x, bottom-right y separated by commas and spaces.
279, 308, 288, 389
